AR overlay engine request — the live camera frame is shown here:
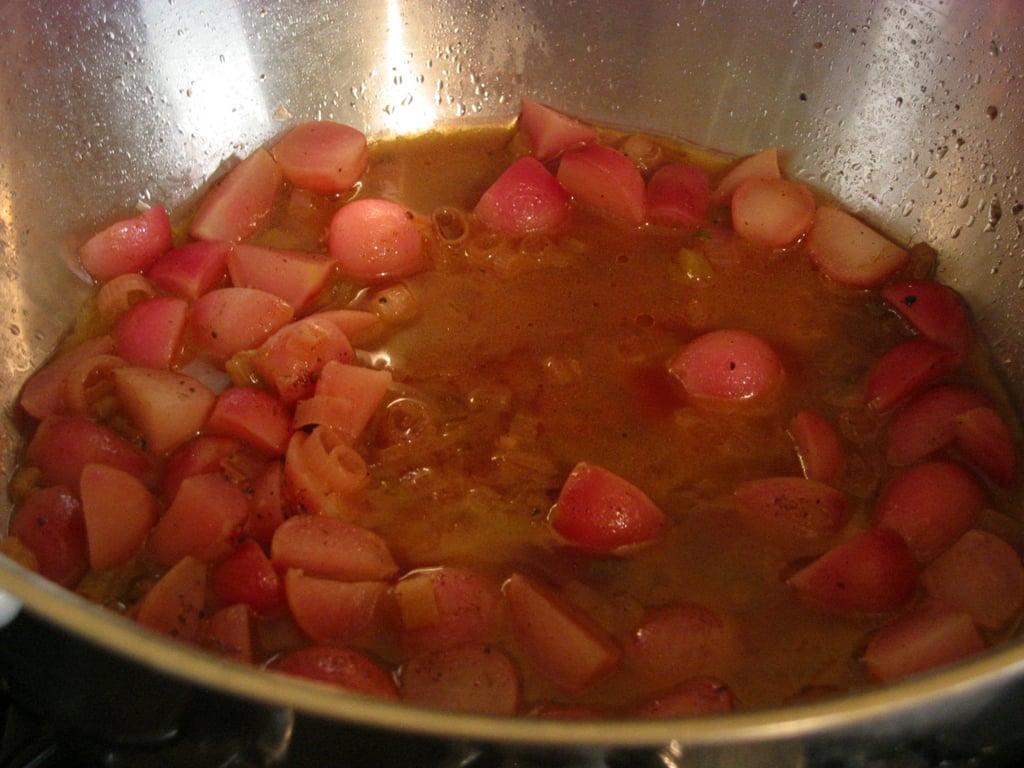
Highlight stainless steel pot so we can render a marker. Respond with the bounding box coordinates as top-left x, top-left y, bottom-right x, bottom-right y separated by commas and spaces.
1, 1, 1022, 765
